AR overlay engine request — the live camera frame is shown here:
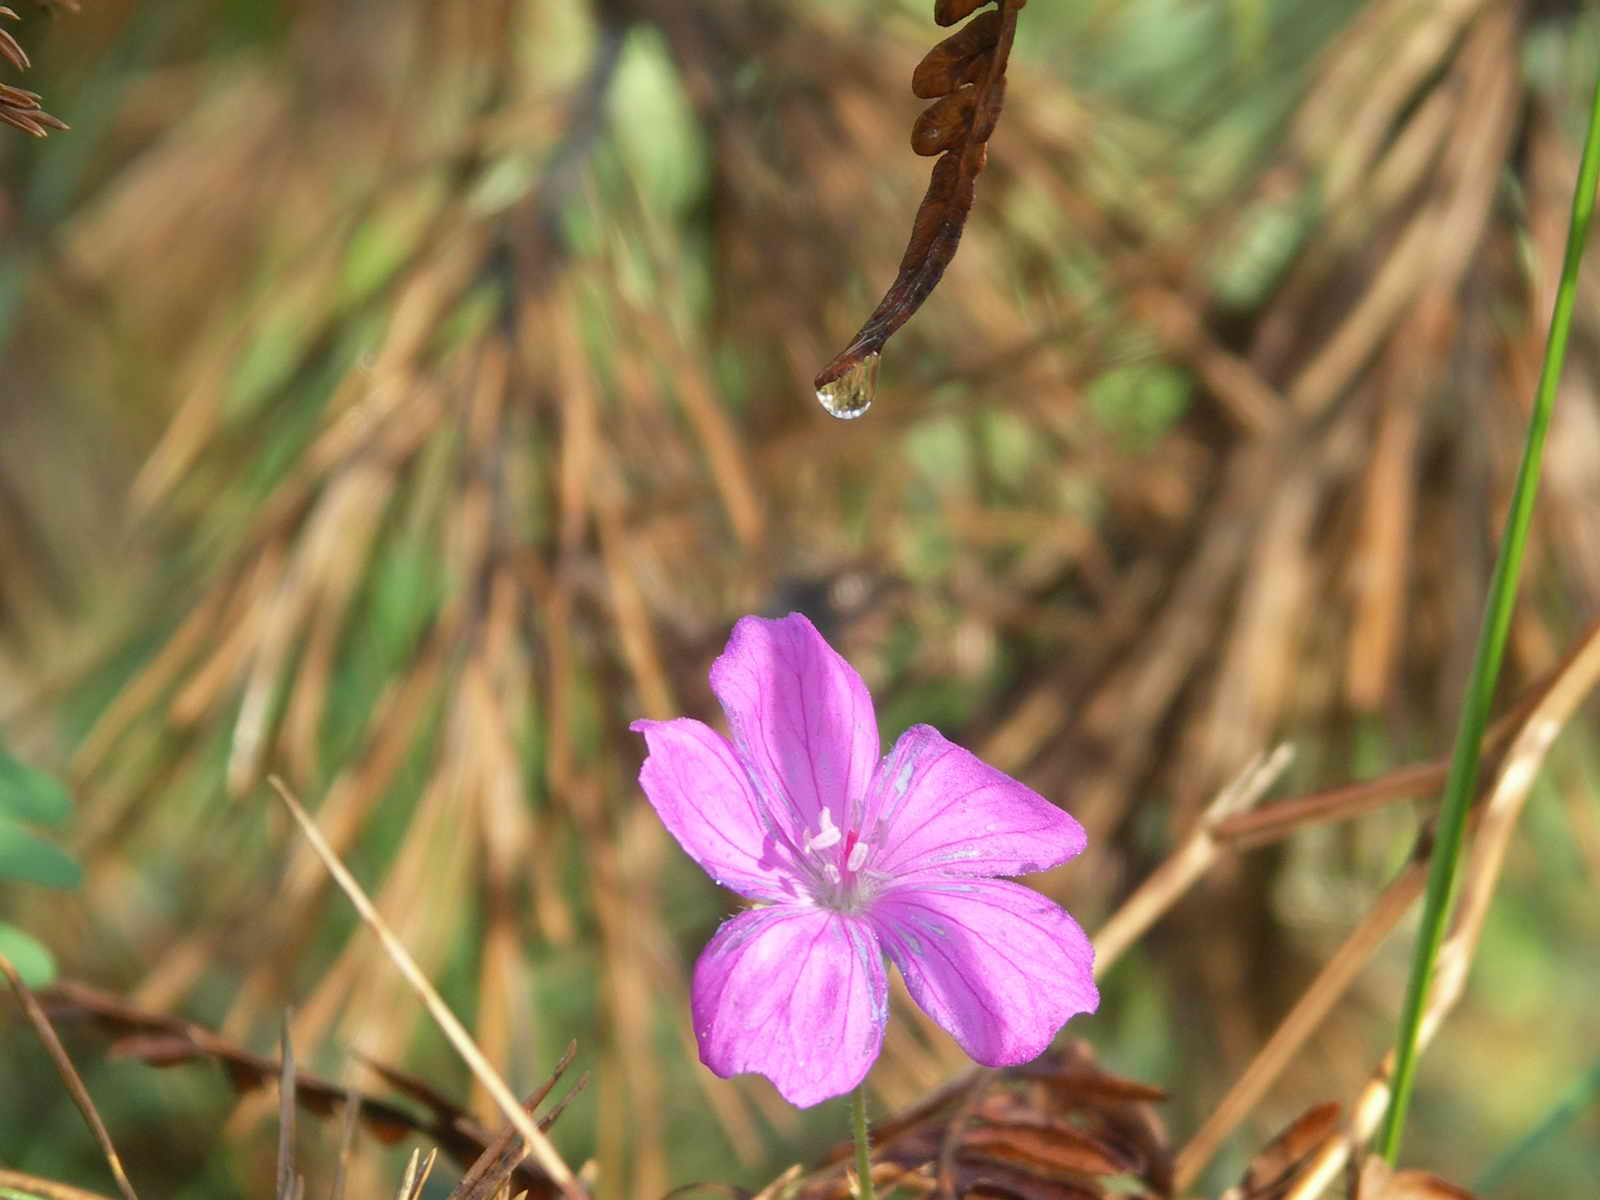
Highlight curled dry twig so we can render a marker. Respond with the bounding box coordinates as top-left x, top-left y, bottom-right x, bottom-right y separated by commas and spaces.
770, 1042, 1171, 1200
813, 0, 1024, 413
